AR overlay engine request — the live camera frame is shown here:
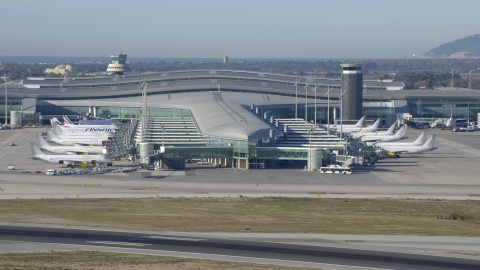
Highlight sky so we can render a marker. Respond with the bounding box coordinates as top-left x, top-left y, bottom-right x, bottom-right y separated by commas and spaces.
2, 0, 480, 59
